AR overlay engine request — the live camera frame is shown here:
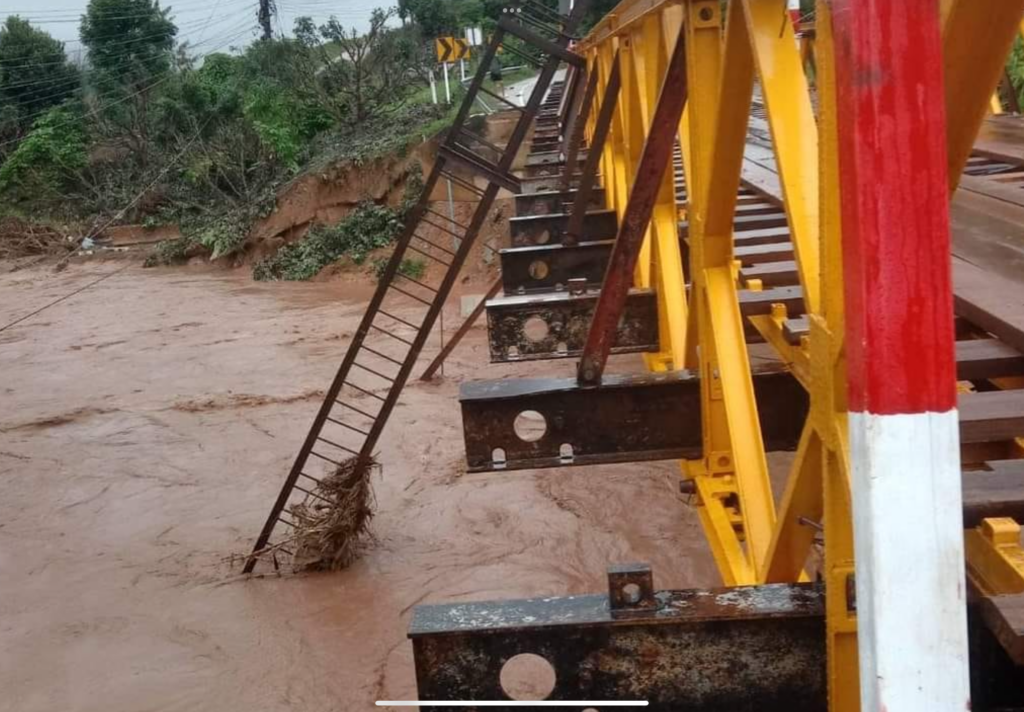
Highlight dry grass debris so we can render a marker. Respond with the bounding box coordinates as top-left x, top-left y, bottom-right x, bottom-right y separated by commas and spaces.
246, 456, 378, 573
0, 217, 73, 260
